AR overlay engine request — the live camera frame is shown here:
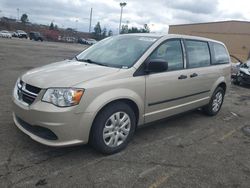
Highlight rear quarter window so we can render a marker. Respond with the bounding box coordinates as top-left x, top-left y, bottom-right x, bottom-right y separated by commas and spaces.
211, 42, 229, 64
